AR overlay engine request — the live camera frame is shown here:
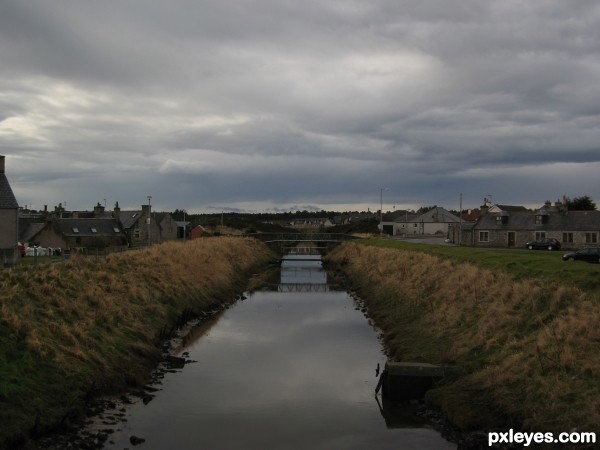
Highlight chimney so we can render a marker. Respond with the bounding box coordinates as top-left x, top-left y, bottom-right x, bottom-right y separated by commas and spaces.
113, 201, 121, 221
94, 202, 105, 217
0, 155, 5, 174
